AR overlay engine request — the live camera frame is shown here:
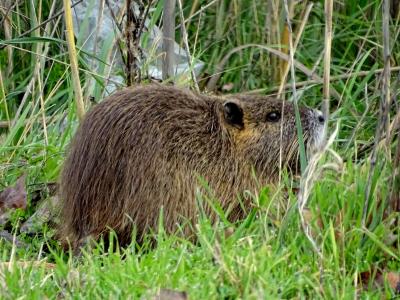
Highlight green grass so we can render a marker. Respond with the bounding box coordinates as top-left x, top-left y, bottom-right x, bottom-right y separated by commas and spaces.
0, 0, 400, 298
0, 160, 398, 298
